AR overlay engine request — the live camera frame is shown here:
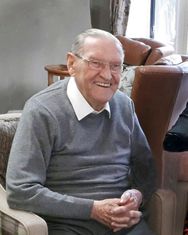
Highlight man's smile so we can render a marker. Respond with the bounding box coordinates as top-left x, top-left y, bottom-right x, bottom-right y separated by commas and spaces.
95, 82, 111, 88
